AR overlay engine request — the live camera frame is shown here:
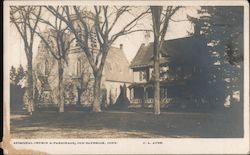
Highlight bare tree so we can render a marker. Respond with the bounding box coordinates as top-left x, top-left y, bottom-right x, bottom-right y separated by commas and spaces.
150, 6, 181, 115
31, 6, 74, 112
45, 6, 150, 112
10, 6, 42, 115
